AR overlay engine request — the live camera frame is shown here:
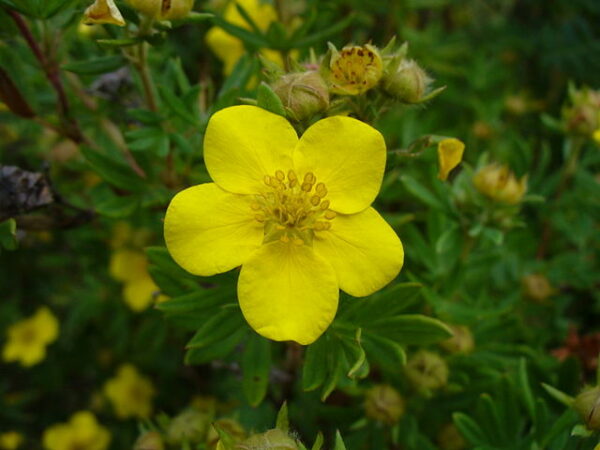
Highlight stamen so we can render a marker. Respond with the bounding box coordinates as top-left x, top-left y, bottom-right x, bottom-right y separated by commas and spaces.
301, 182, 313, 192
310, 195, 321, 206
275, 170, 285, 181
320, 200, 330, 210
324, 210, 337, 220
263, 175, 272, 186
315, 182, 327, 197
